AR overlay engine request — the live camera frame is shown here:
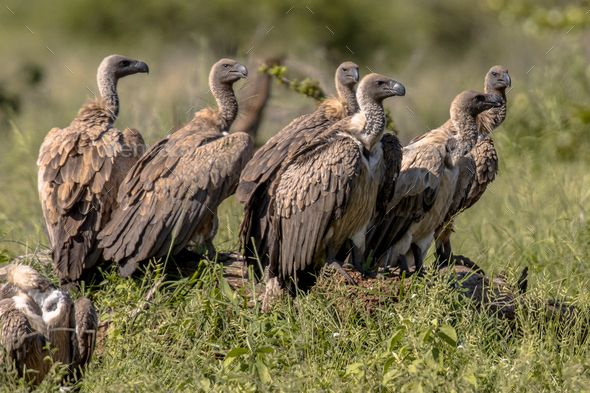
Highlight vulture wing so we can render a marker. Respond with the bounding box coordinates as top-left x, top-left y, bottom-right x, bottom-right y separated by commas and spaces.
37, 126, 144, 282
236, 99, 345, 204
375, 132, 403, 217
271, 132, 362, 281
366, 138, 446, 259
99, 131, 253, 276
